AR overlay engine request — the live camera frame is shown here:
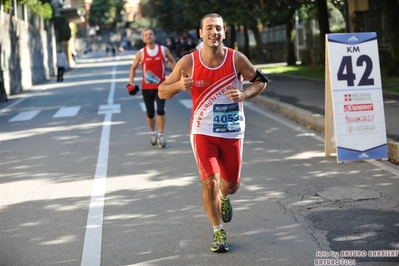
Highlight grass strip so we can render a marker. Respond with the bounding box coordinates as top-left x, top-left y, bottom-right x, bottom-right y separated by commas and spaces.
261, 65, 399, 93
